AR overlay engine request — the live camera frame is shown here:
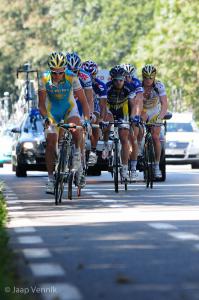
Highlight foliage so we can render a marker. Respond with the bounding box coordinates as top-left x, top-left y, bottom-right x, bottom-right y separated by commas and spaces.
0, 0, 198, 117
